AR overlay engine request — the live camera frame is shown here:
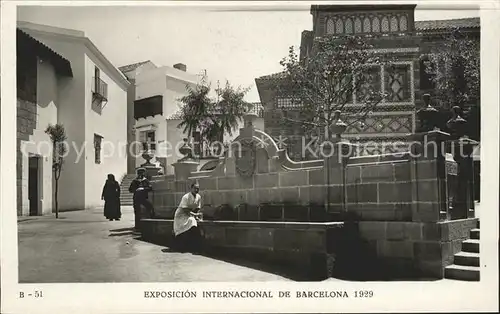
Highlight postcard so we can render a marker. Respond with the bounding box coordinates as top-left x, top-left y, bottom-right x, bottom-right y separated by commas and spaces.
1, 1, 498, 313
